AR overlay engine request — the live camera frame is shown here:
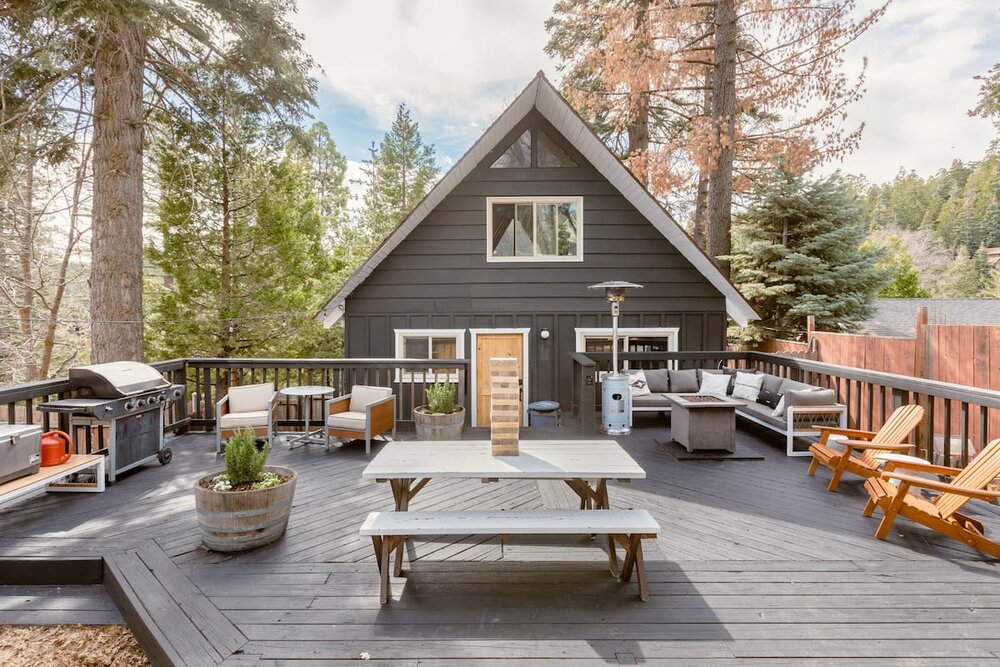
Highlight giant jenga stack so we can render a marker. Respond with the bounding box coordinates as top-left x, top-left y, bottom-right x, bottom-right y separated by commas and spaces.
489, 357, 520, 456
